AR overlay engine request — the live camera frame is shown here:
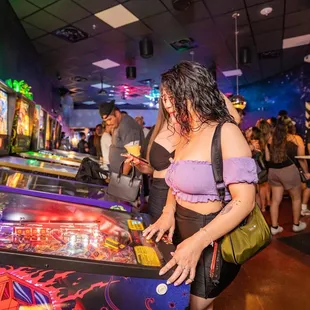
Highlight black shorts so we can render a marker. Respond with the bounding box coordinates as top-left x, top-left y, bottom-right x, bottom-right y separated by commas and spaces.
174, 203, 240, 299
